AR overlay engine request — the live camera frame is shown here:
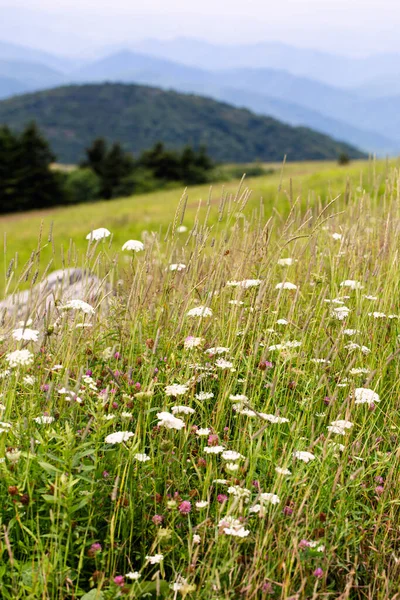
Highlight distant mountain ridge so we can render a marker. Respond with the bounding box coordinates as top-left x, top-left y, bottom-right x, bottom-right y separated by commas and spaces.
0, 83, 365, 164
0, 39, 399, 155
